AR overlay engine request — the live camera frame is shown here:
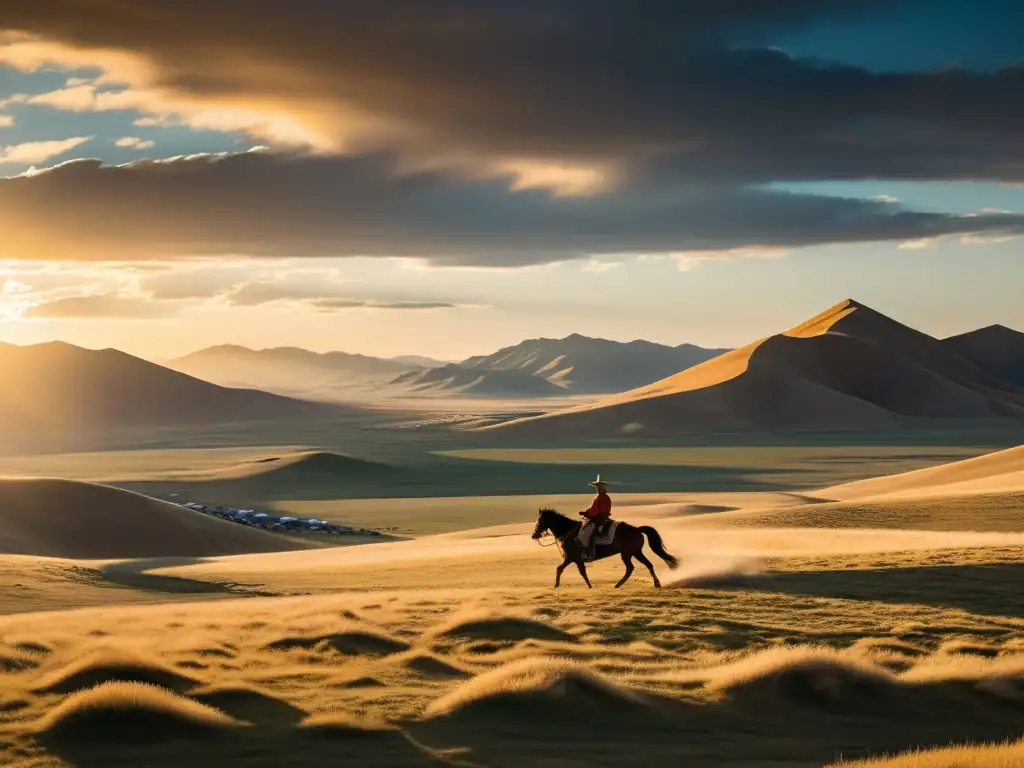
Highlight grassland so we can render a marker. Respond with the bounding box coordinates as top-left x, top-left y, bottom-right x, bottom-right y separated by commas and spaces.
0, 428, 1022, 766
2, 533, 1024, 767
